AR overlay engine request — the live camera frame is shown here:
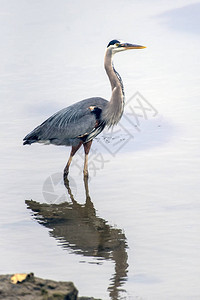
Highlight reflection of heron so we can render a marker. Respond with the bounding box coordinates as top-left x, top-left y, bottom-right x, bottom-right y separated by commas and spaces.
23, 40, 145, 176
25, 177, 128, 299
